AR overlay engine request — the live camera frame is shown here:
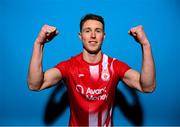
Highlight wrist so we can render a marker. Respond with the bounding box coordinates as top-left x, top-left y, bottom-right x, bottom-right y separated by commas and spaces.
35, 37, 45, 45
34, 40, 44, 48
141, 39, 151, 47
141, 42, 152, 52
